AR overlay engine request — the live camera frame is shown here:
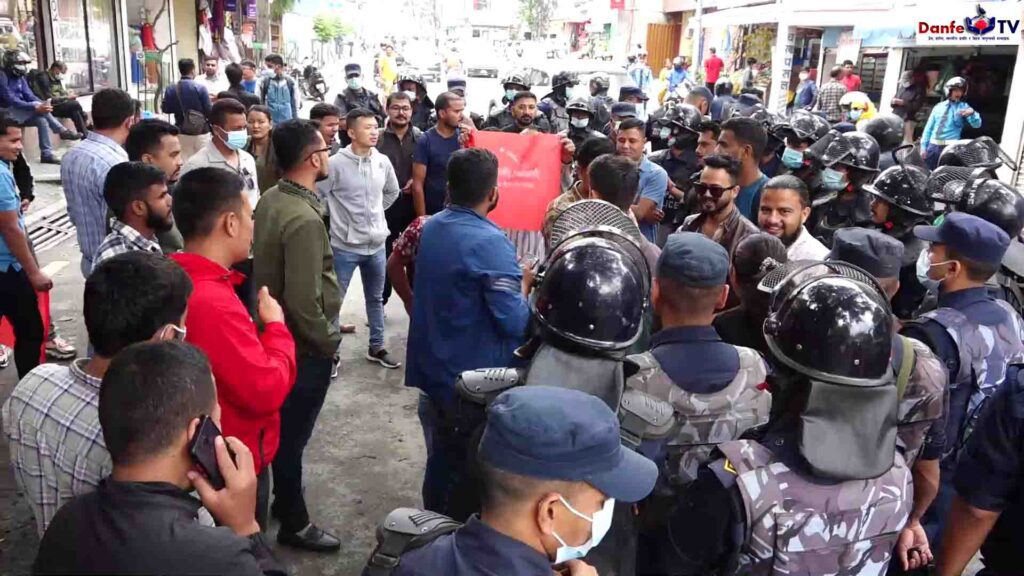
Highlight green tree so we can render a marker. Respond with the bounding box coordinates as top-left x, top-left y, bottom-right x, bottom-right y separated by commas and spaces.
313, 14, 348, 43
271, 0, 296, 20
519, 0, 555, 37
